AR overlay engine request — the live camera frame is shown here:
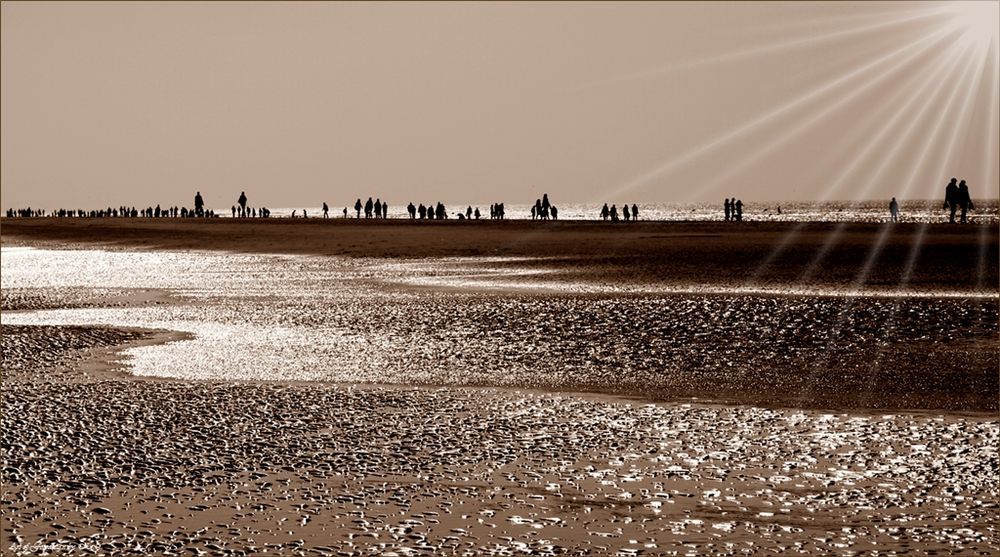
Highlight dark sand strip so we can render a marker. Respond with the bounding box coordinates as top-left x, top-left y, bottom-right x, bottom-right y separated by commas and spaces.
3, 218, 997, 291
